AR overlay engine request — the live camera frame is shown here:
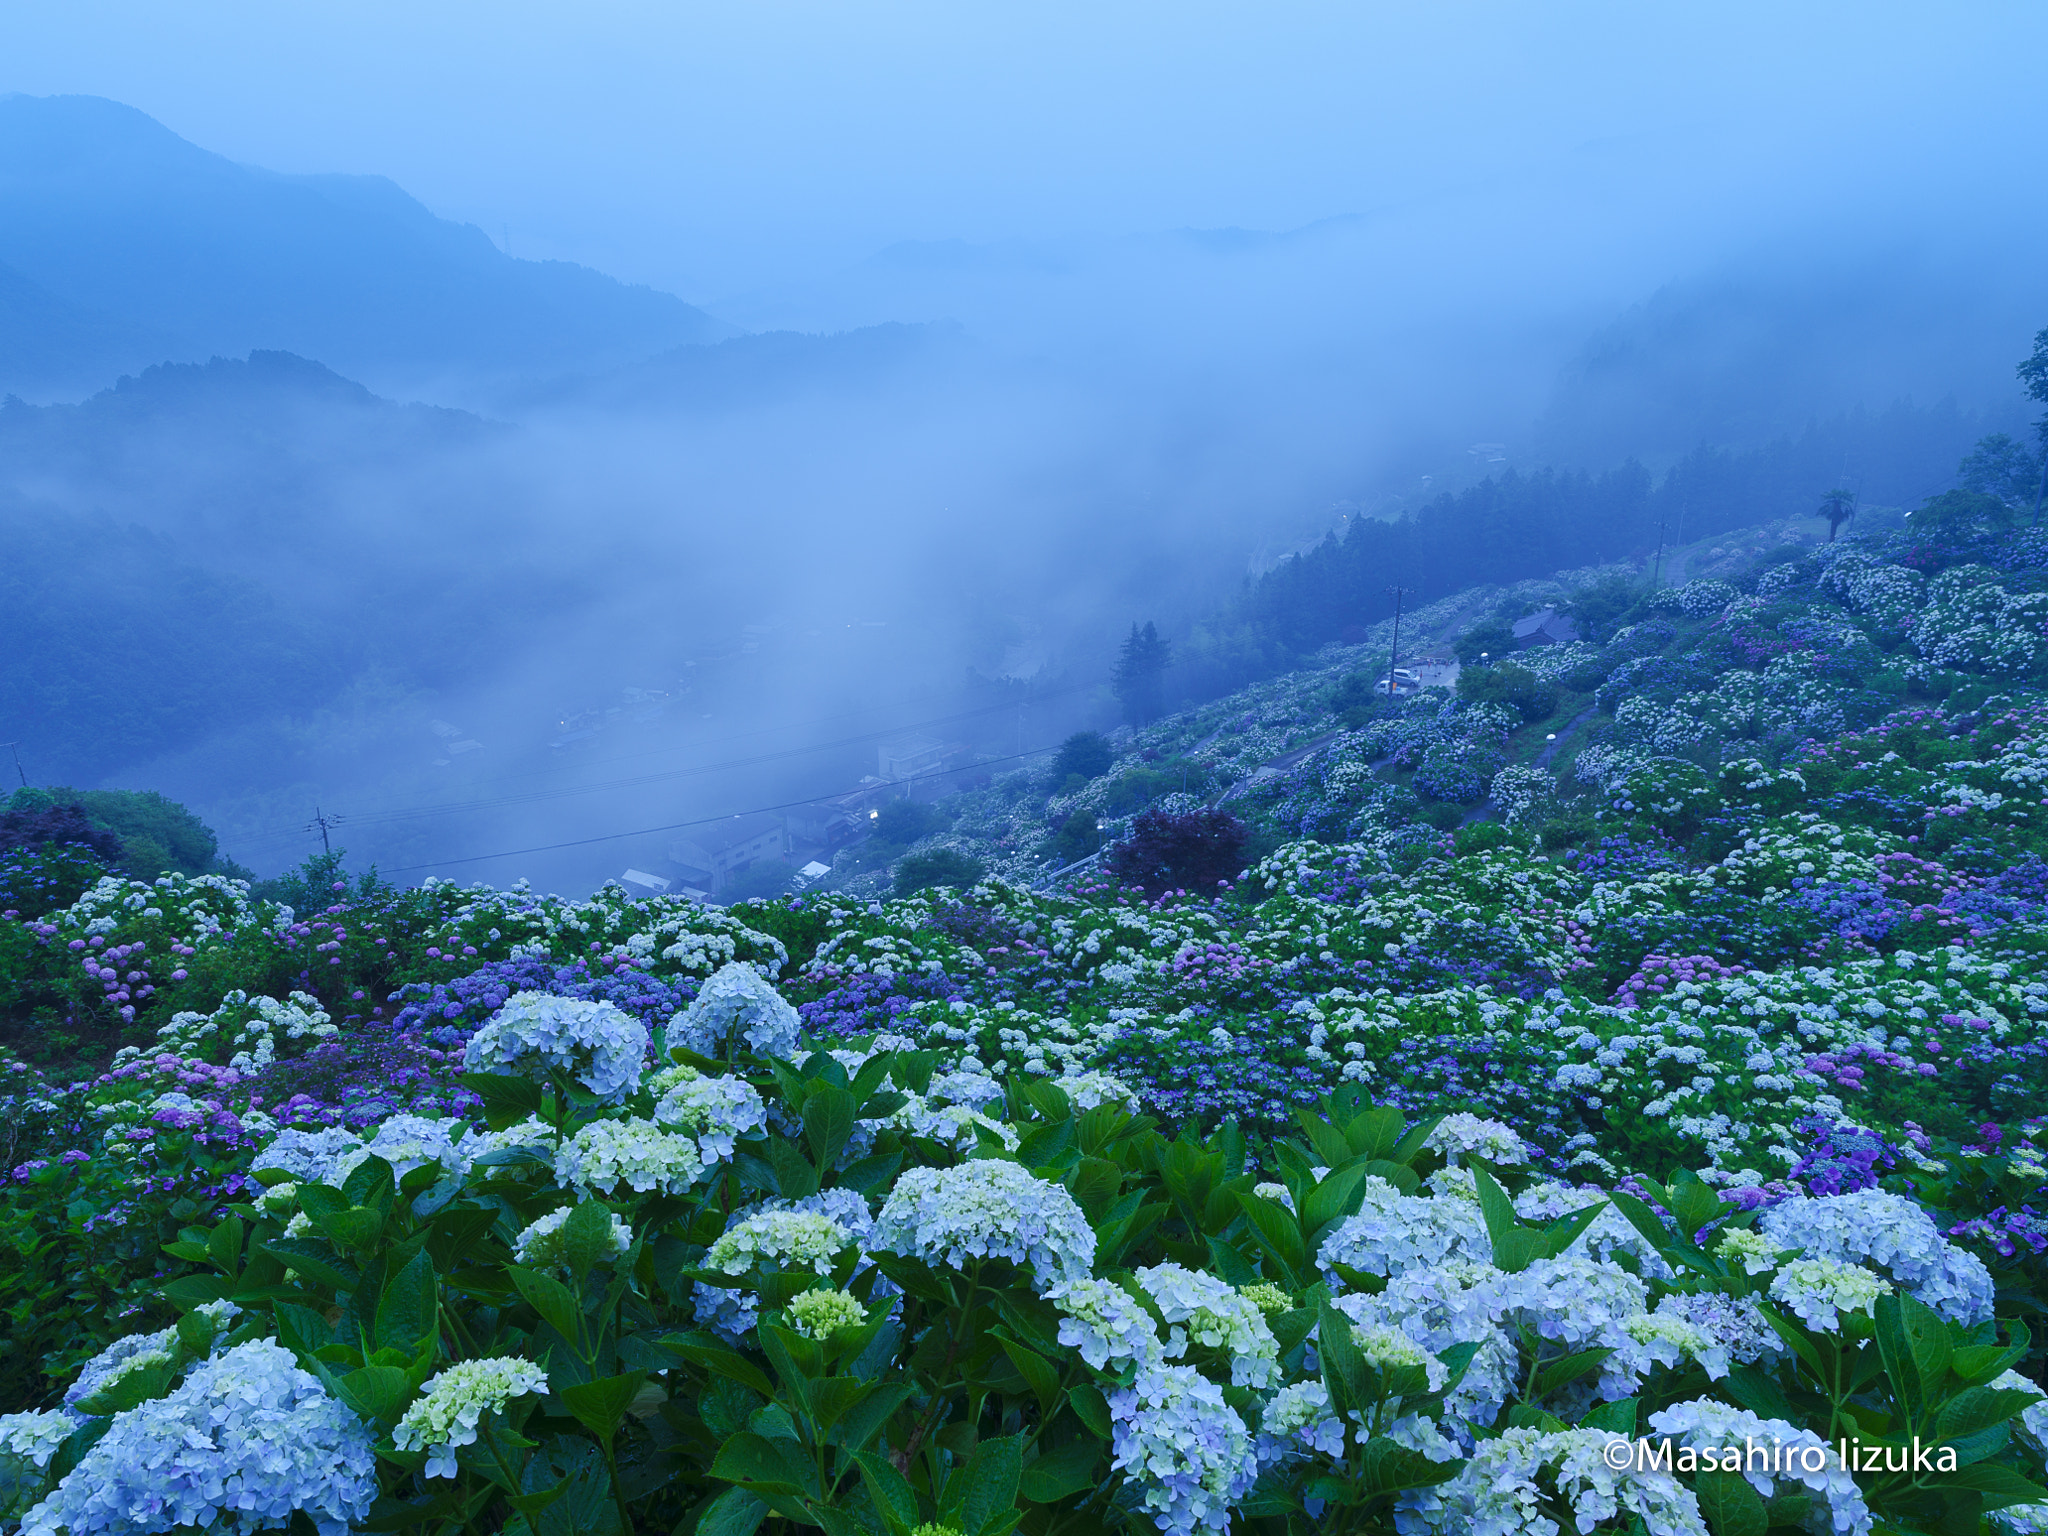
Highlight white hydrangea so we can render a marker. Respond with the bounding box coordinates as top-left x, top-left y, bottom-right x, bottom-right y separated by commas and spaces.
251, 1126, 364, 1187
1652, 1292, 1782, 1371
1759, 1190, 1994, 1325
22, 1340, 375, 1536
1769, 1258, 1891, 1332
693, 1189, 873, 1340
1051, 1071, 1141, 1113
880, 1092, 1022, 1152
1411, 1427, 1707, 1536
1425, 1113, 1527, 1166
460, 1116, 558, 1178
869, 1160, 1095, 1294
512, 1207, 633, 1268
394, 1358, 551, 1479
464, 992, 649, 1103
1648, 1399, 1872, 1535
1108, 1364, 1259, 1536
668, 962, 800, 1061
554, 1117, 704, 1197
1714, 1227, 1781, 1276
1049, 1277, 1165, 1372
1317, 1182, 1490, 1283
1134, 1263, 1280, 1388
1490, 1256, 1652, 1406
652, 1072, 769, 1162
